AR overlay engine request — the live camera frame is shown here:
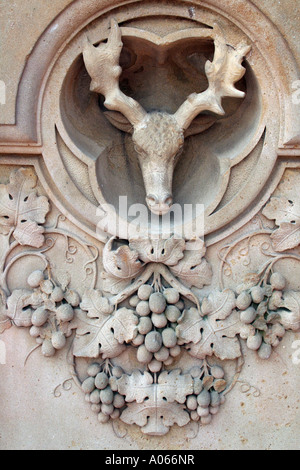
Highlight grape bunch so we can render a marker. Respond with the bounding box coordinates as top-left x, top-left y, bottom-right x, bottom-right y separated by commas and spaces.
128, 284, 184, 372
27, 269, 79, 357
185, 363, 227, 425
81, 362, 126, 423
237, 272, 287, 359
